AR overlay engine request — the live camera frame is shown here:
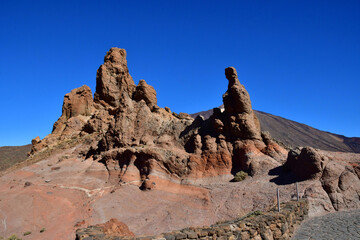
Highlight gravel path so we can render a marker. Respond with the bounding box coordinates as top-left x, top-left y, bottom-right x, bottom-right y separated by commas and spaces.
292, 210, 360, 240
